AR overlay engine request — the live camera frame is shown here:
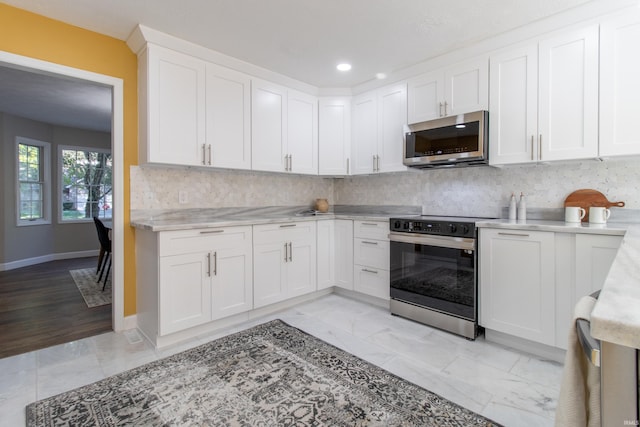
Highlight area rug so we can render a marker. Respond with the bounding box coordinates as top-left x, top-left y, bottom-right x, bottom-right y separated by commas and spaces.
26, 319, 501, 426
69, 268, 111, 308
